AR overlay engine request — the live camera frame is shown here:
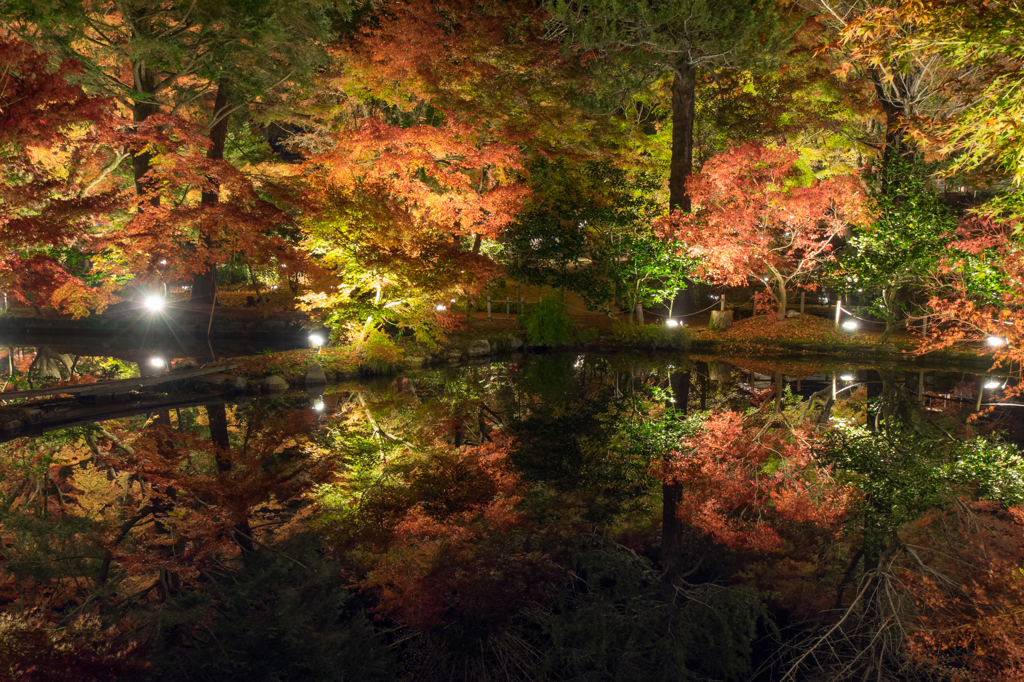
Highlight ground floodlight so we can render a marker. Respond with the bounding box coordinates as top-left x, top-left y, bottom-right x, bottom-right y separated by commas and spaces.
435, 304, 447, 312
840, 374, 855, 381
666, 319, 679, 327
314, 400, 325, 411
144, 295, 164, 312
308, 333, 325, 347
987, 336, 1006, 347
985, 380, 1001, 389
841, 320, 858, 331
150, 357, 166, 368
